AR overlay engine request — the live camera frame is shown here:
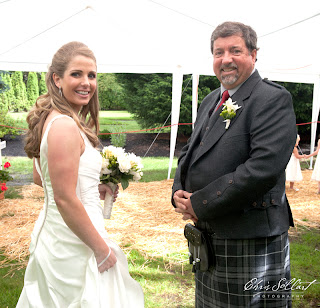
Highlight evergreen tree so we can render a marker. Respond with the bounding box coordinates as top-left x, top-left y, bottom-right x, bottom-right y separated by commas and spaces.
117, 73, 220, 135
0, 71, 19, 137
11, 71, 28, 111
39, 72, 47, 95
26, 72, 39, 108
277, 81, 314, 140
0, 93, 8, 112
0, 72, 9, 111
117, 73, 315, 139
0, 71, 9, 94
3, 73, 15, 111
98, 73, 125, 110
